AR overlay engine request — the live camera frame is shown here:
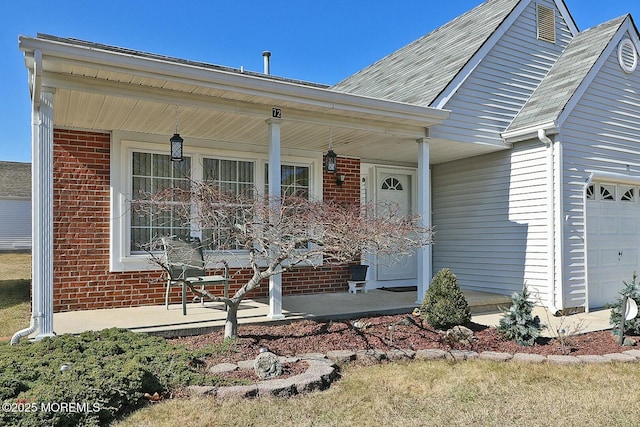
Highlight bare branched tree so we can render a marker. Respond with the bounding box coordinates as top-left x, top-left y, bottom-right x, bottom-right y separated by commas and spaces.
133, 181, 432, 339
